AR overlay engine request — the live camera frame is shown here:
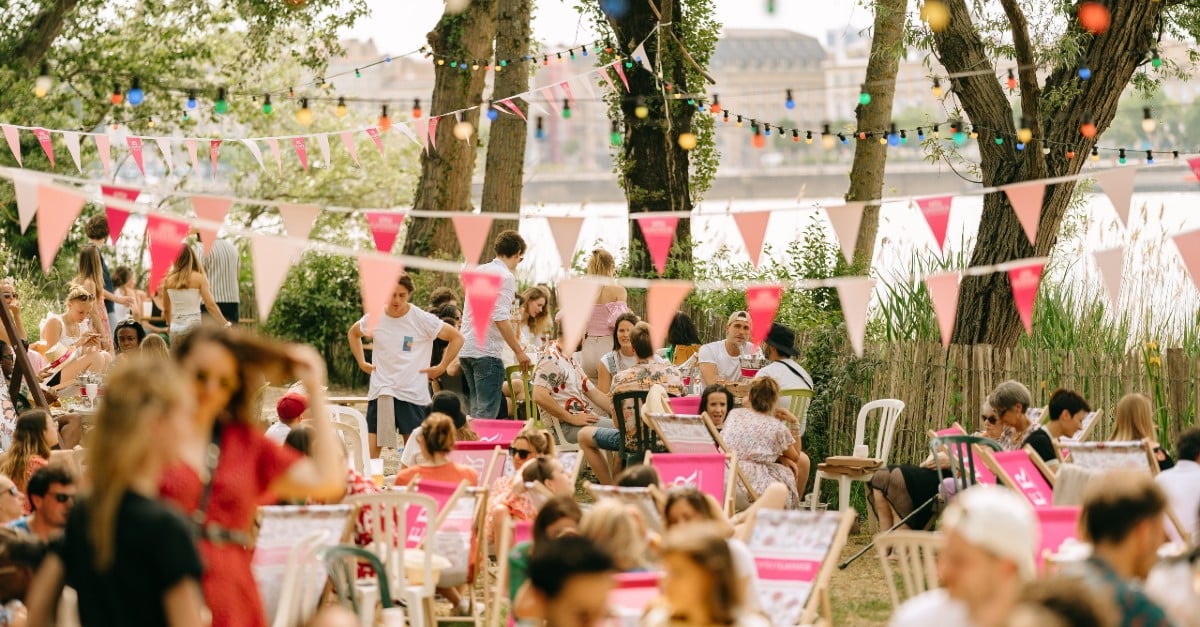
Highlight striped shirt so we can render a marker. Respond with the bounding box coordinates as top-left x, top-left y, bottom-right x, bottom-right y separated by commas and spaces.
201, 239, 240, 303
